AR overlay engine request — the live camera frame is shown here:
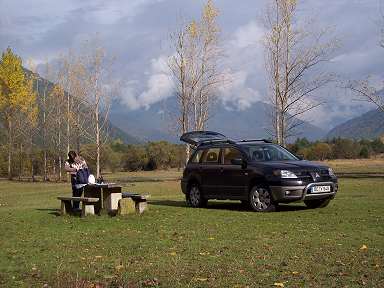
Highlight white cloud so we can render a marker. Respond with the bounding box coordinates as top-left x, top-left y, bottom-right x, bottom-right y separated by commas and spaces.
139, 72, 173, 108
2, 0, 383, 131
0, 0, 165, 40
219, 70, 262, 110
230, 21, 266, 49
217, 20, 266, 110
85, 0, 165, 25
120, 55, 173, 110
120, 80, 141, 110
